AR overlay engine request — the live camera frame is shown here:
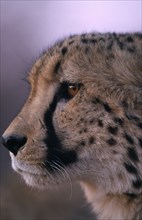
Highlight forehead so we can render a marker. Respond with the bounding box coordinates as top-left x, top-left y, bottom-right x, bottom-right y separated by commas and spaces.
28, 34, 101, 86
28, 32, 141, 89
